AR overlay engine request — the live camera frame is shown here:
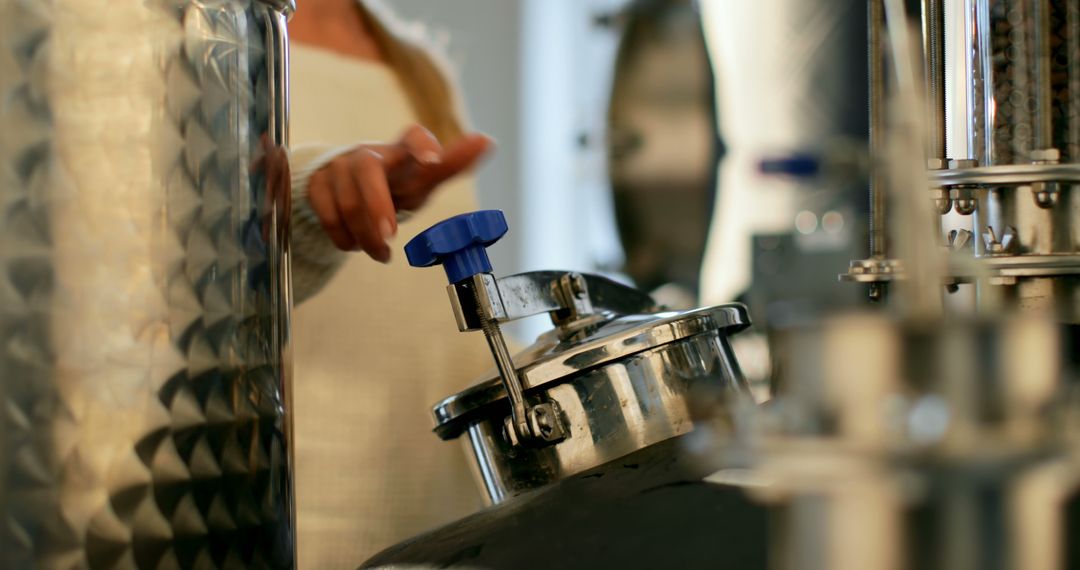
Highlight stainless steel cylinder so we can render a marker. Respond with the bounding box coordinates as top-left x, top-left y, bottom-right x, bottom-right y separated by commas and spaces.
434, 305, 750, 505
968, 0, 1078, 167
0, 0, 295, 567
959, 0, 1080, 320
